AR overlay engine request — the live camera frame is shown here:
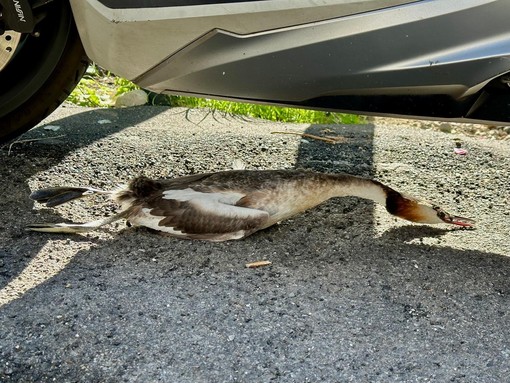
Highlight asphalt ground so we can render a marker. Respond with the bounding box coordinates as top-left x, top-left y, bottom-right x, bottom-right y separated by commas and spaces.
1, 105, 509, 382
